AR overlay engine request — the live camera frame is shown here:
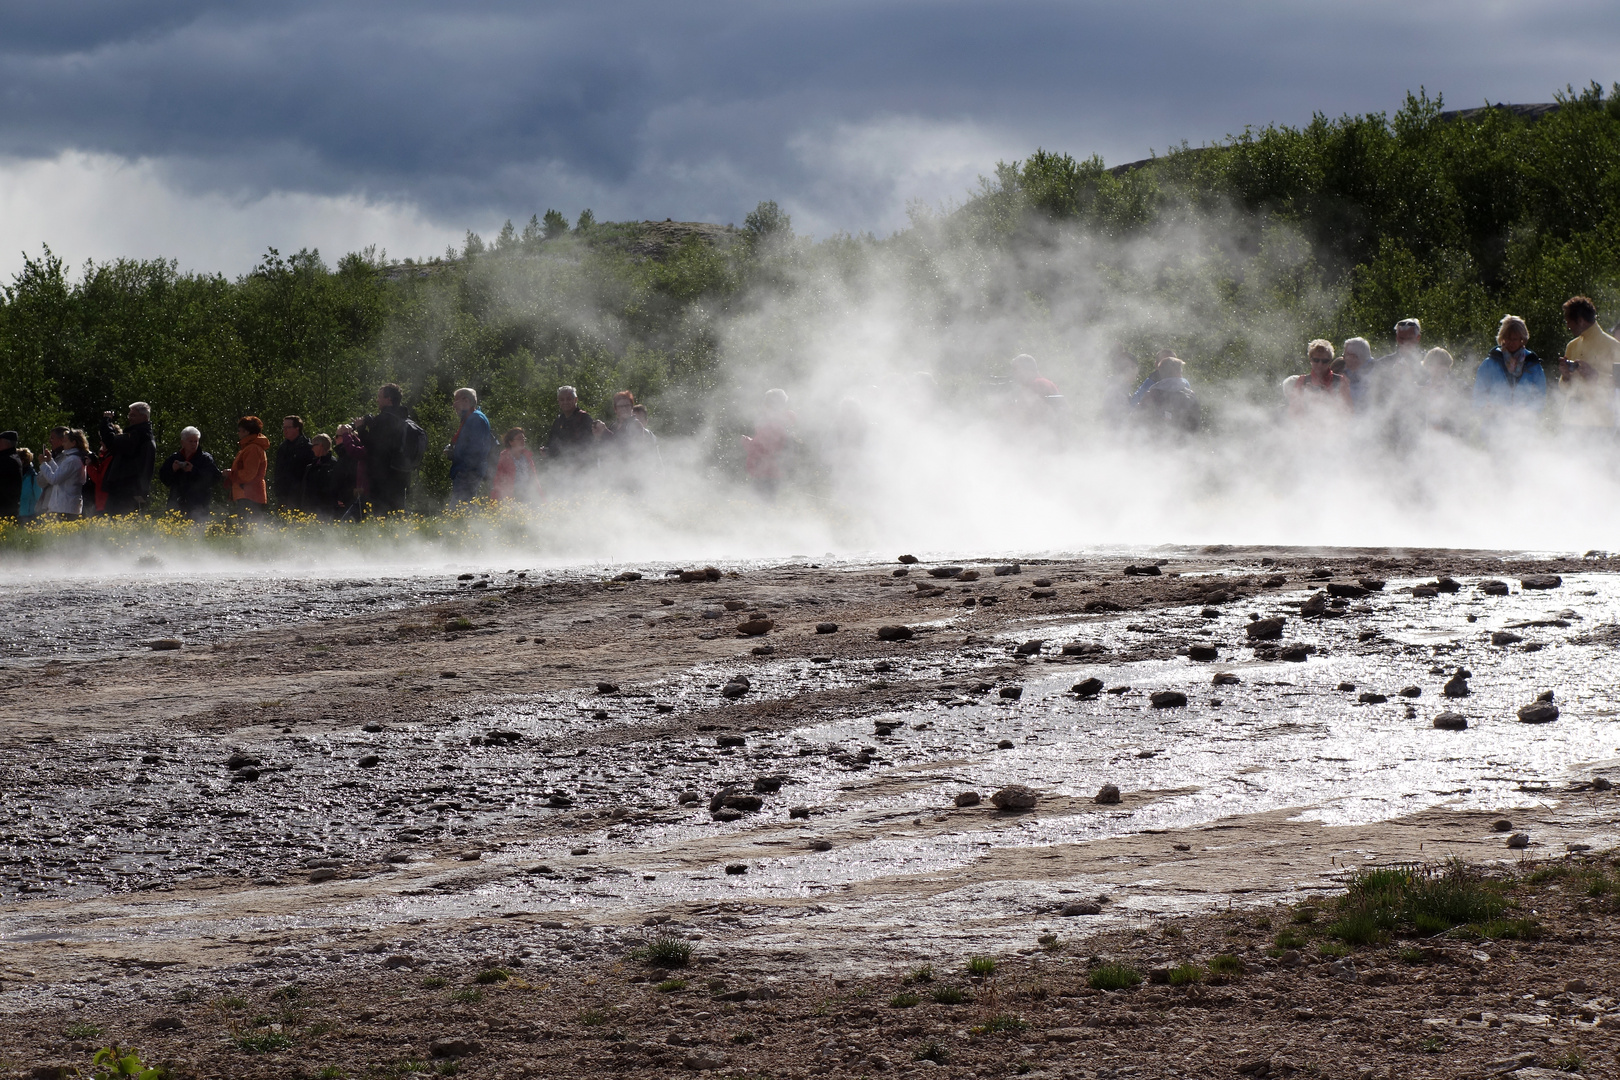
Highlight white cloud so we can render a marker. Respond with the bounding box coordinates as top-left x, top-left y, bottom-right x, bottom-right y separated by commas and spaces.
0, 150, 465, 279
